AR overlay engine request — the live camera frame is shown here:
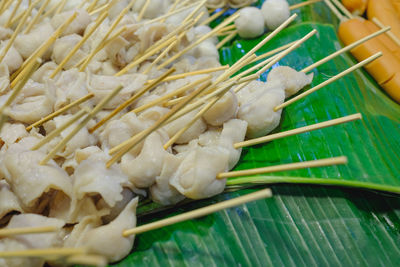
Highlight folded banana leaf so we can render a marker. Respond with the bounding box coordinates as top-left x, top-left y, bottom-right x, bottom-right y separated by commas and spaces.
110, 1, 400, 266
